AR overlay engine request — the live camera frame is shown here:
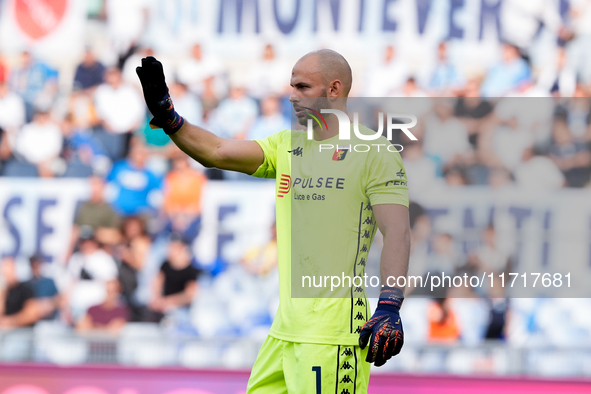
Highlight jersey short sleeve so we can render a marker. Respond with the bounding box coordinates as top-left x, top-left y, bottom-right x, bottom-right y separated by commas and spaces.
365, 147, 409, 207
251, 129, 289, 179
